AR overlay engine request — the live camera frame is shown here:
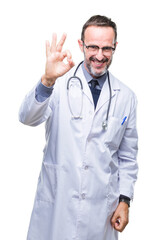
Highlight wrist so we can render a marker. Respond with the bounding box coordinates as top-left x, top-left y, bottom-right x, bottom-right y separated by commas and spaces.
119, 197, 130, 208
41, 75, 56, 87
